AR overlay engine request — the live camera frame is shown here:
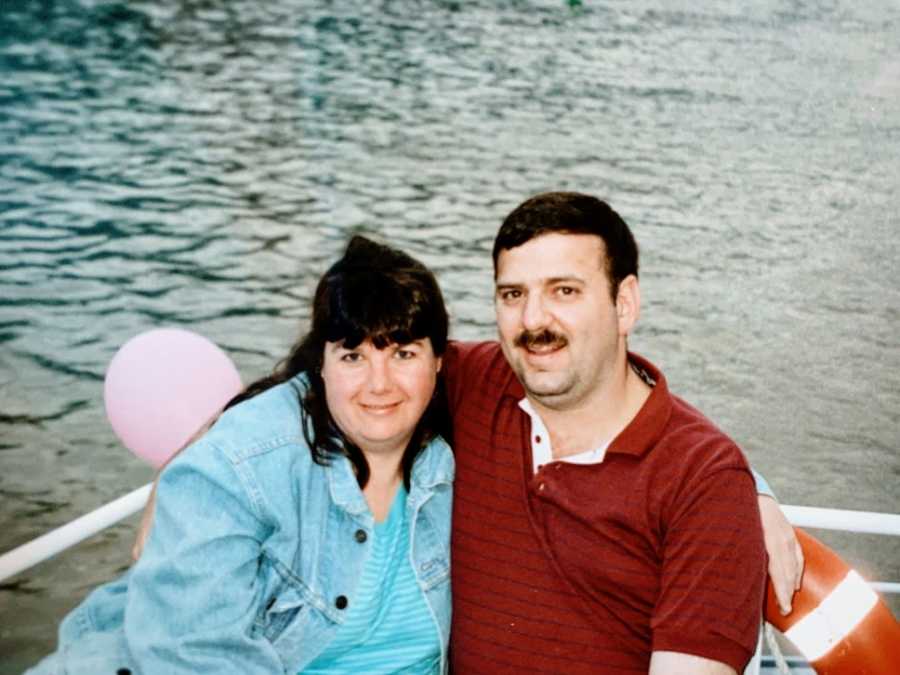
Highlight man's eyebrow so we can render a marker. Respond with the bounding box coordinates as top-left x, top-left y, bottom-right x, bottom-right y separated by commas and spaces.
494, 276, 587, 291
544, 276, 585, 285
495, 276, 585, 288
